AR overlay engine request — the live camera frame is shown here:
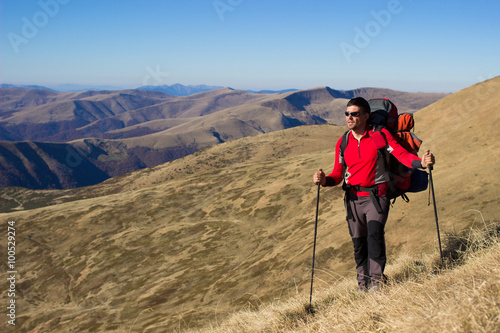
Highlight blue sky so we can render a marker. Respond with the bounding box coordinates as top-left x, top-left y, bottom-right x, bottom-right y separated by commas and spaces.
1, 0, 499, 92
